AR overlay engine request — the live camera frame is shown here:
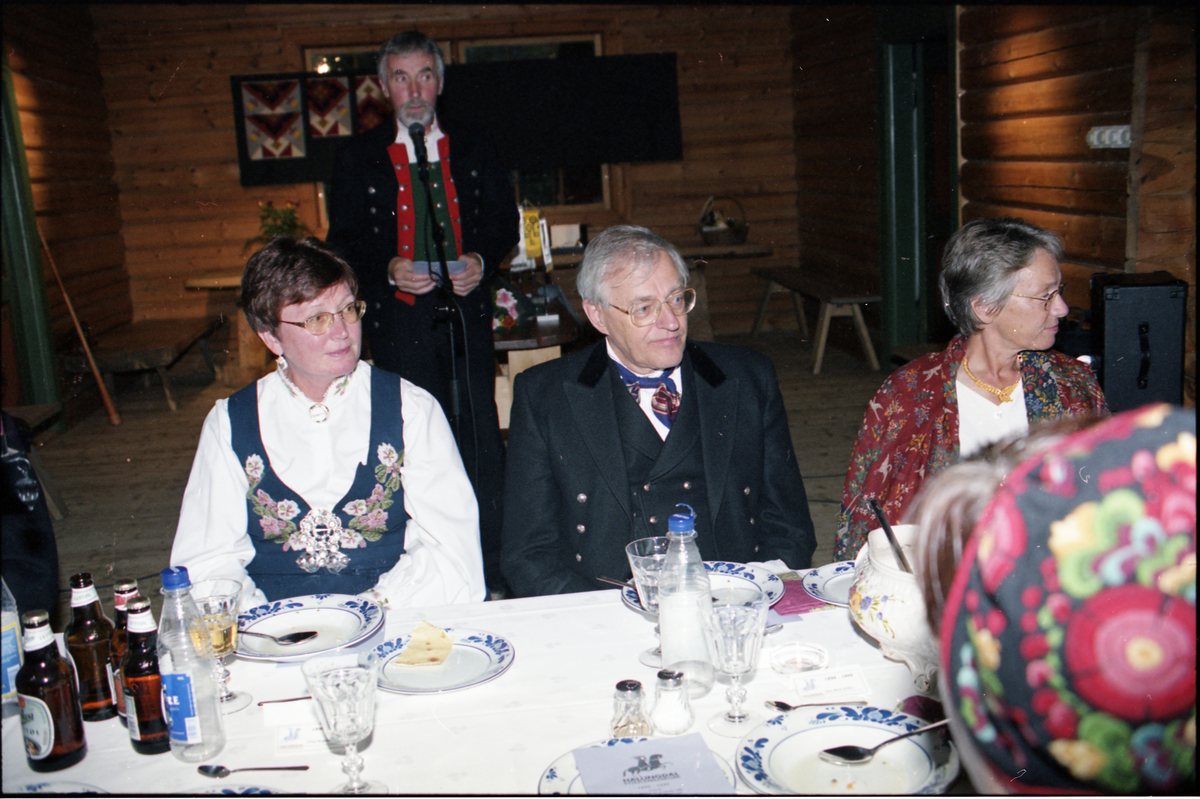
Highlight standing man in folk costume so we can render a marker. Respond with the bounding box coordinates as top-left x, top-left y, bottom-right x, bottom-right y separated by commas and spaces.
327, 31, 519, 596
